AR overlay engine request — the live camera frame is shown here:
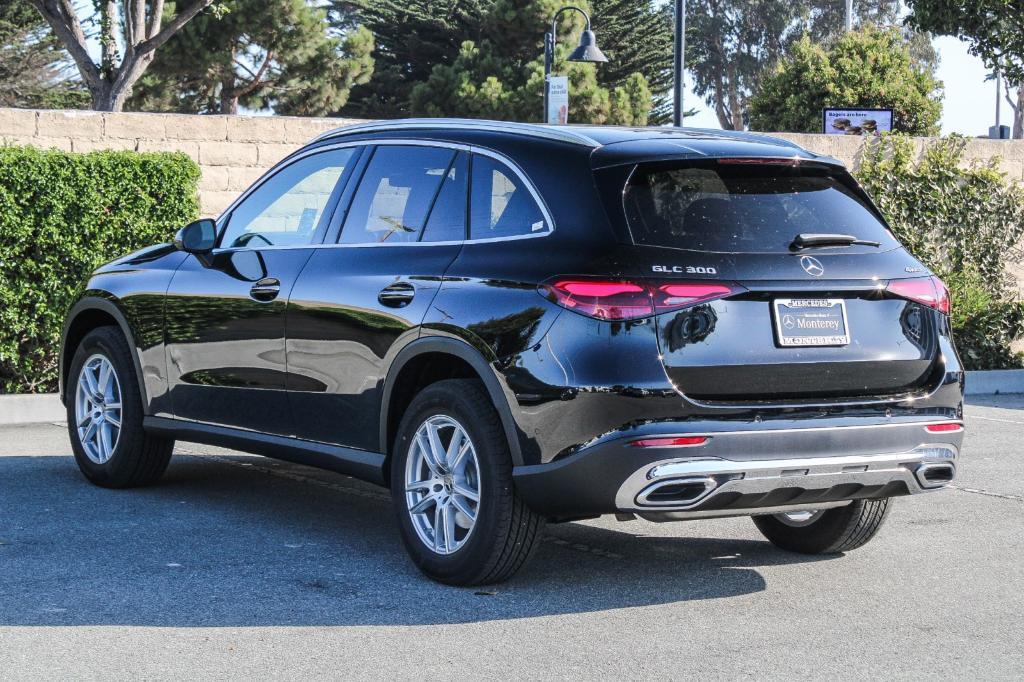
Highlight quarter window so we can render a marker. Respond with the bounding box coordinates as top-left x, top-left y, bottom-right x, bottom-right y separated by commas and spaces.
340, 146, 455, 244
470, 155, 547, 240
221, 149, 353, 248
